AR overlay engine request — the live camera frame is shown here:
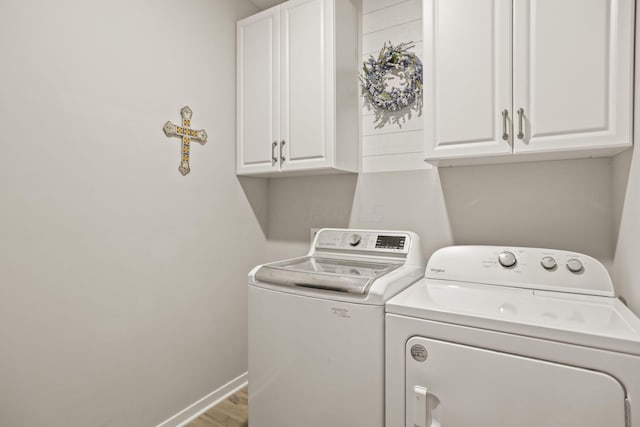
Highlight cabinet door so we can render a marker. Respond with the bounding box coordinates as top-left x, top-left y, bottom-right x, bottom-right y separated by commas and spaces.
424, 0, 513, 162
513, 0, 634, 154
237, 8, 280, 175
280, 0, 335, 171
